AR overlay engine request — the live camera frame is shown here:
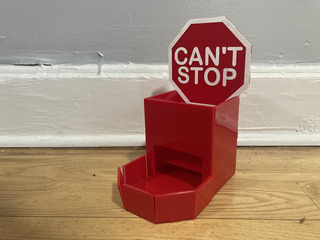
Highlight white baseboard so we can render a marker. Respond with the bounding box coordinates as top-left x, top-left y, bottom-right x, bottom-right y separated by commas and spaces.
0, 64, 319, 147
